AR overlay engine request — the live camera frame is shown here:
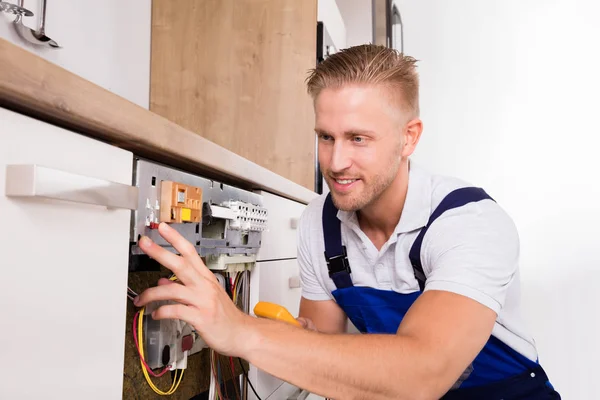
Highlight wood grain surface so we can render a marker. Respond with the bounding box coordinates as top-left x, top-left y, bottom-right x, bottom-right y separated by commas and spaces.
150, 0, 318, 191
0, 38, 317, 205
